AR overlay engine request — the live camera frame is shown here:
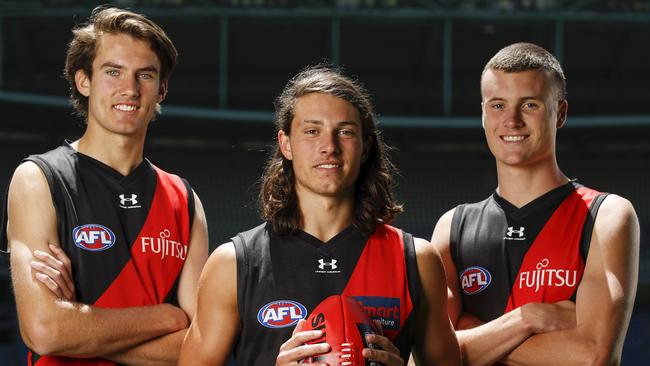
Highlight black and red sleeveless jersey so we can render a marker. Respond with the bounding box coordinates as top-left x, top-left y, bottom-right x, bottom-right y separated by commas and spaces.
232, 223, 420, 366
1, 142, 194, 366
450, 181, 608, 323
